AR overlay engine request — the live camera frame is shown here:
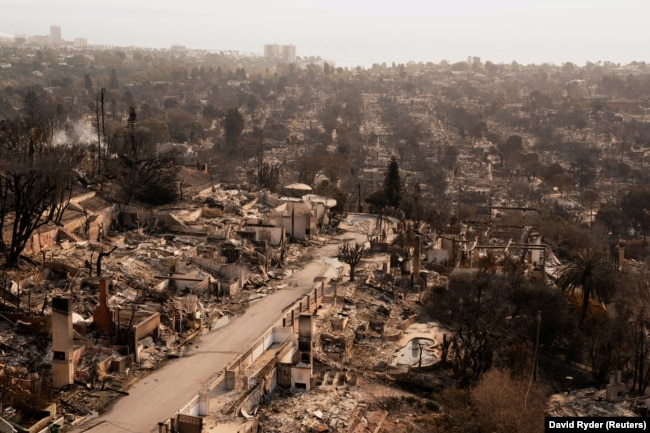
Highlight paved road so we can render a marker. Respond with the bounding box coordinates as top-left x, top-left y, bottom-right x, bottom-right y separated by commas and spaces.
78, 240, 343, 433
